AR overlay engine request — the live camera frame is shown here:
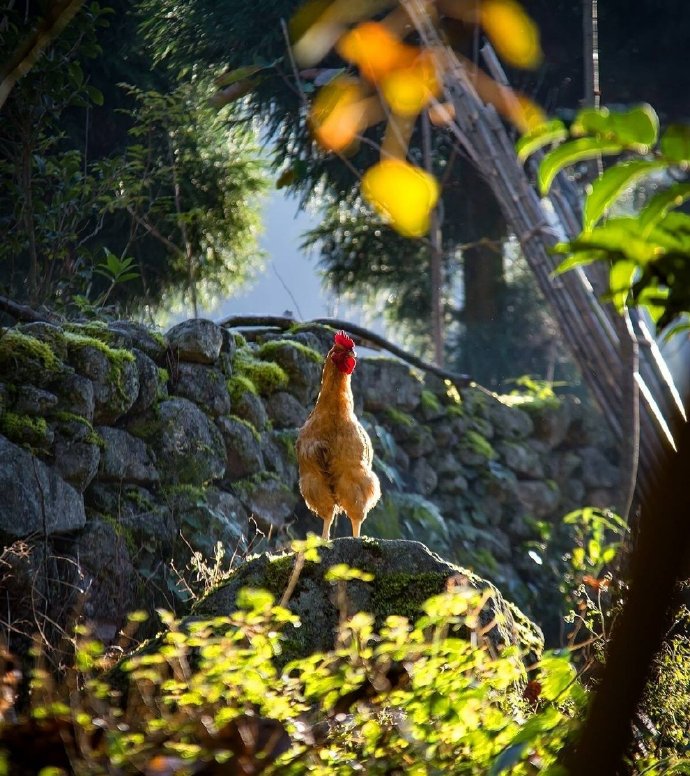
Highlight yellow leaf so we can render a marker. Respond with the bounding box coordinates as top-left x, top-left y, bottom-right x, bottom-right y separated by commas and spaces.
336, 21, 416, 83
380, 50, 442, 117
509, 93, 547, 133
362, 159, 440, 237
309, 76, 367, 152
481, 0, 542, 69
